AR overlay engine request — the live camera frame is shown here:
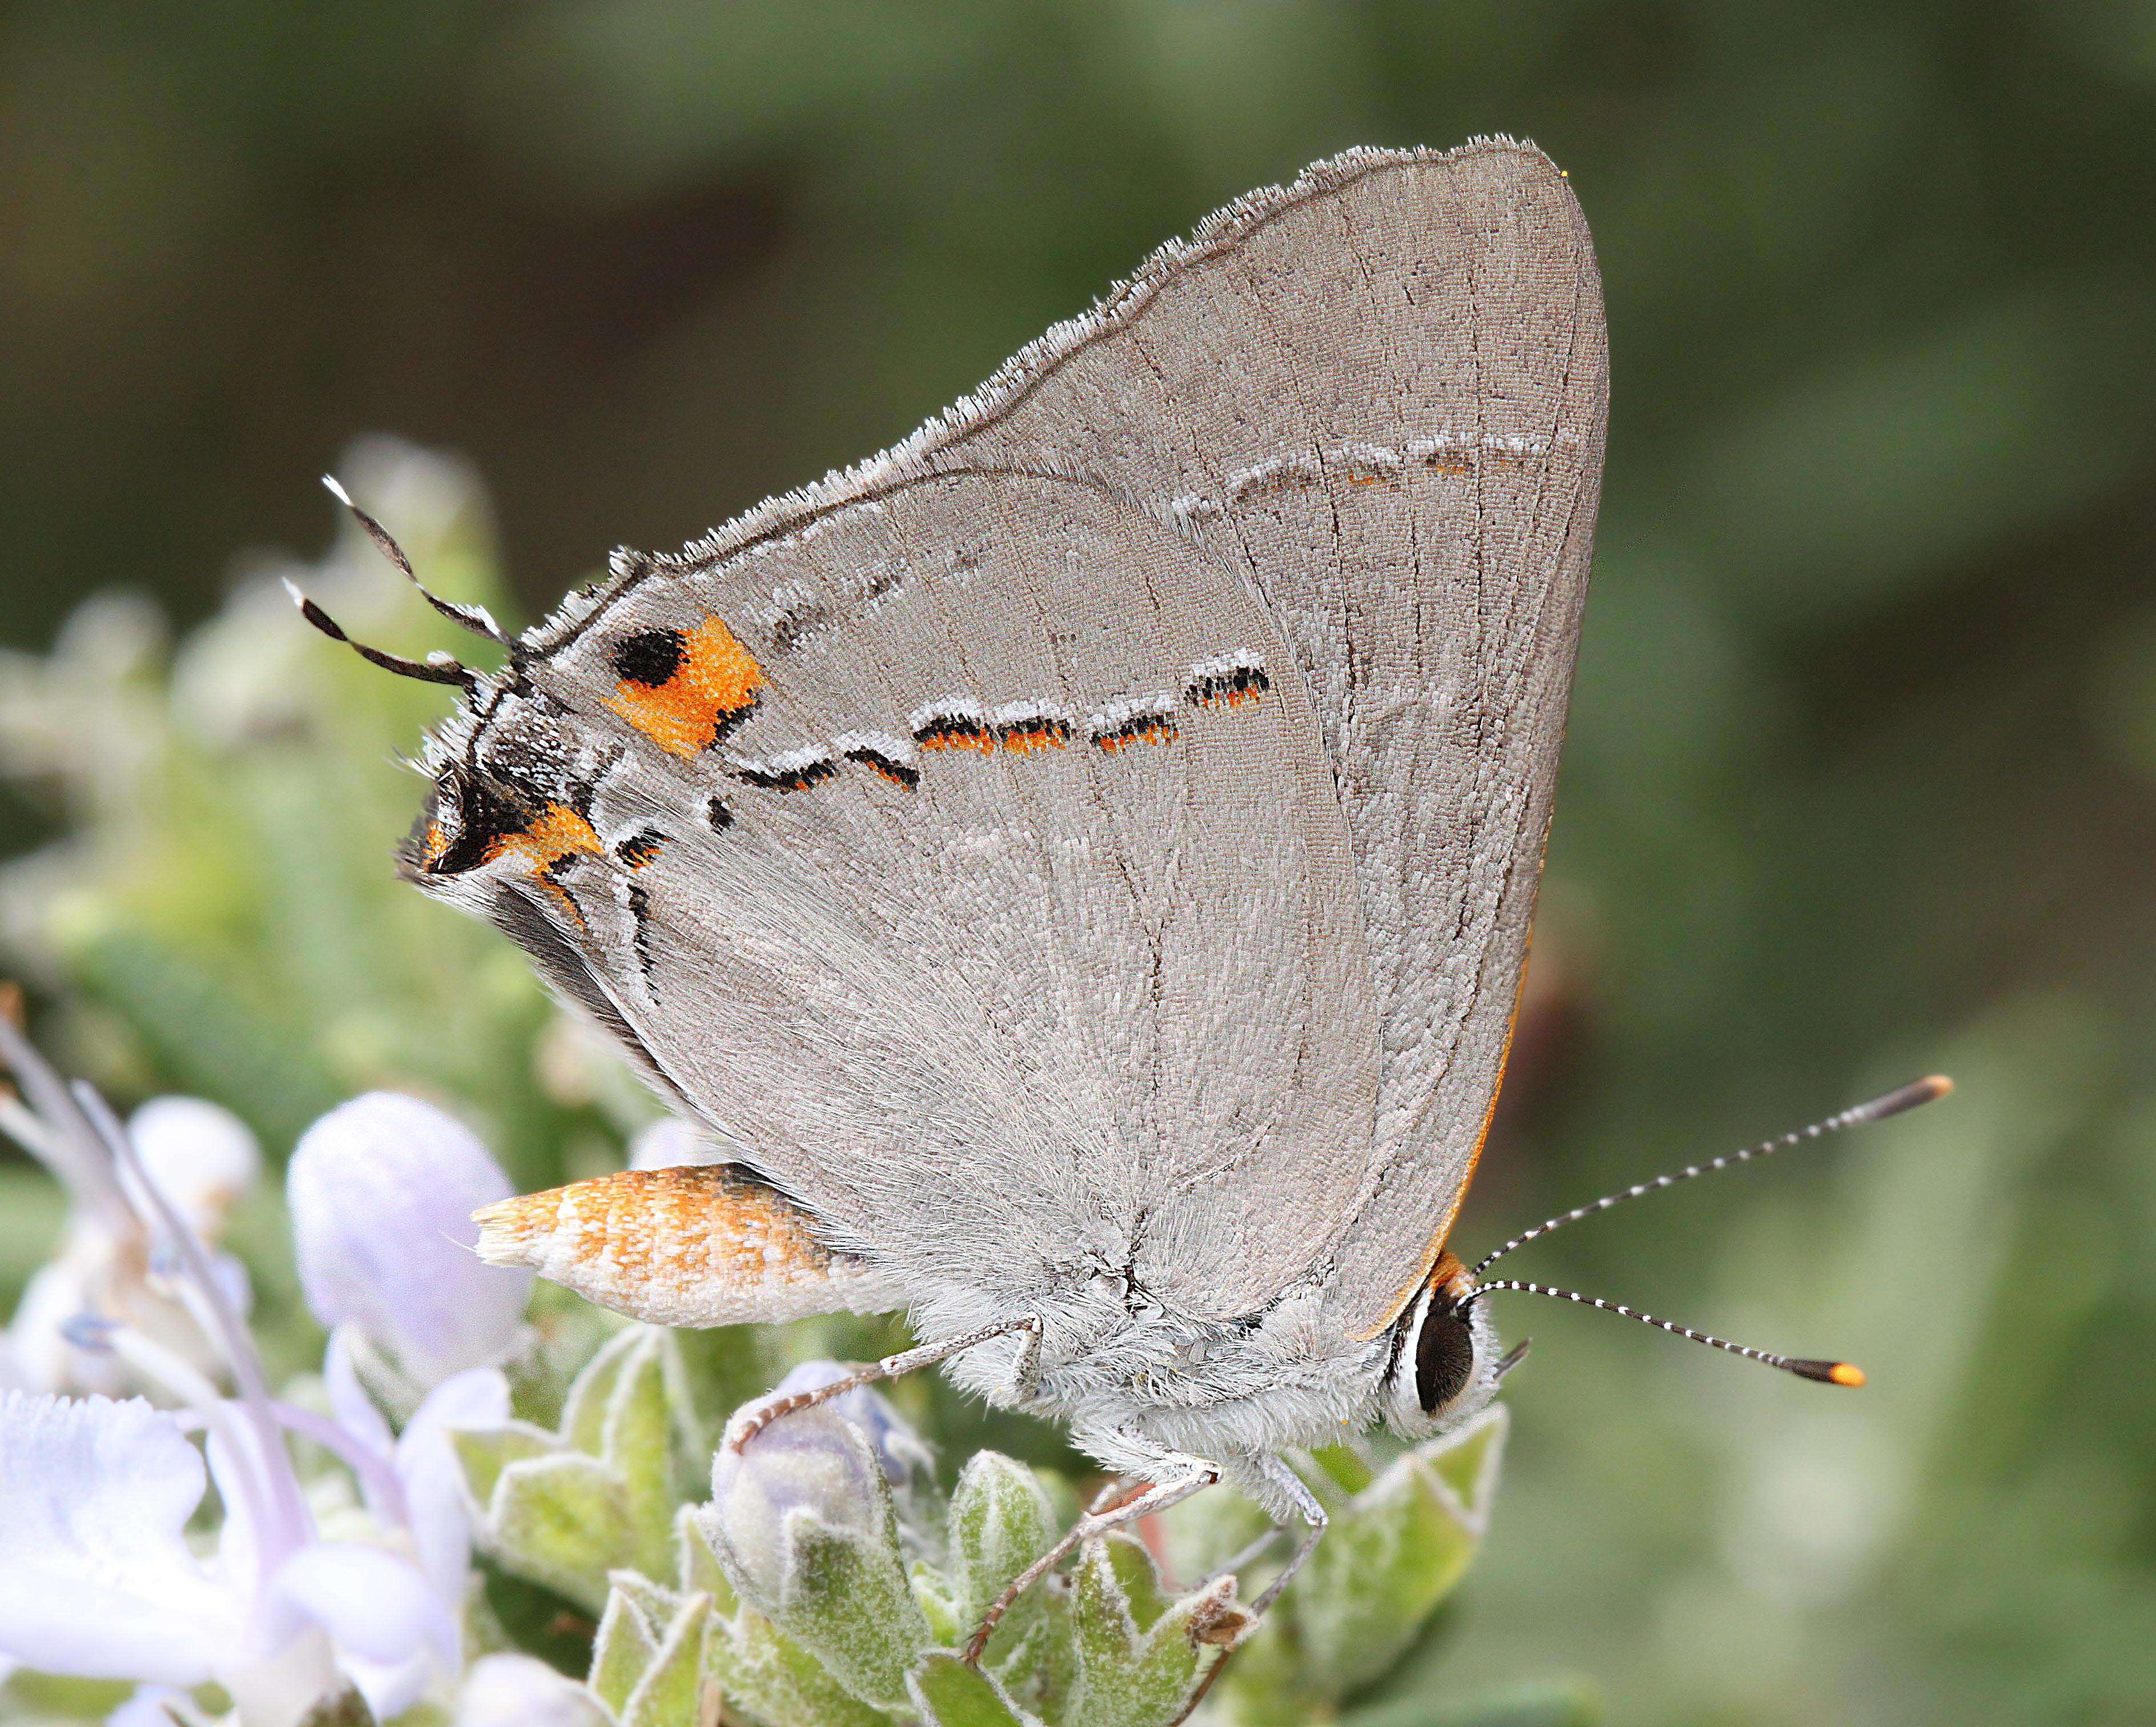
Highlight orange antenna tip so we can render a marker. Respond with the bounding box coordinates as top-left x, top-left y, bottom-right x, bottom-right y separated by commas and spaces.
1857, 1075, 1954, 1122
1785, 1357, 1866, 1387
